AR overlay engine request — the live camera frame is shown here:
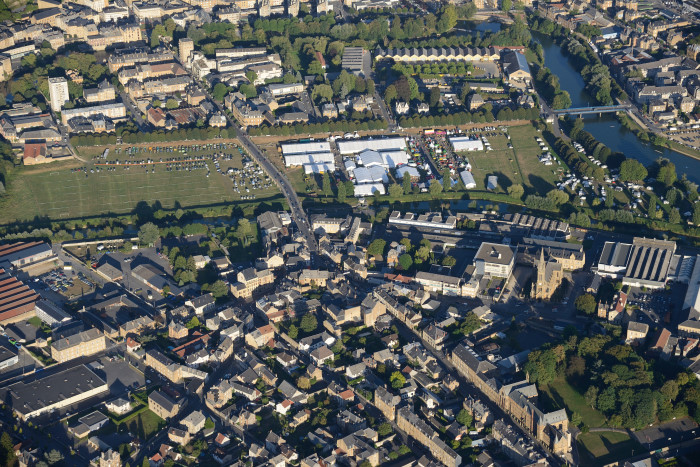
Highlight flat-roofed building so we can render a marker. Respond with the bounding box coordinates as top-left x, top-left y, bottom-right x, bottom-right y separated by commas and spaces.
51, 328, 106, 363
474, 243, 515, 279
3, 364, 108, 420
341, 47, 371, 76
415, 272, 462, 296
35, 299, 71, 327
597, 237, 675, 289
61, 103, 126, 125
0, 343, 18, 370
